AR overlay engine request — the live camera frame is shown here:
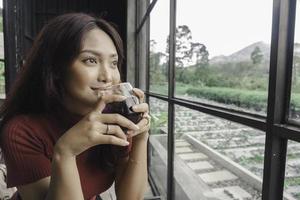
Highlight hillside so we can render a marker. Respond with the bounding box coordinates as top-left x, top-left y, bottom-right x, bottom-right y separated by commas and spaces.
210, 41, 270, 64
210, 41, 300, 65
